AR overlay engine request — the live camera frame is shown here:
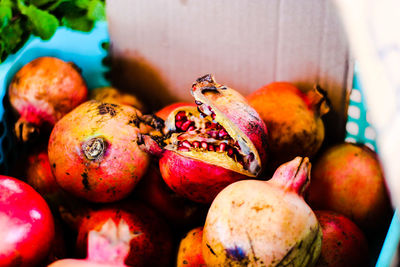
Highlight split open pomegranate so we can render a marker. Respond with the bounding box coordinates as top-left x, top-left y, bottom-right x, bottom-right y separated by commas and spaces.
145, 74, 268, 203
